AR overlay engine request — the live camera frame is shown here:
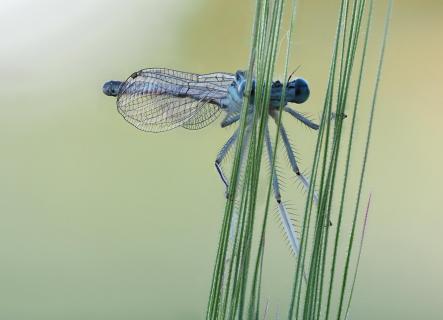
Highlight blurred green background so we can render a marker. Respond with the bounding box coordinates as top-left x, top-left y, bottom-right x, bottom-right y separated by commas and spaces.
1, 0, 442, 319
